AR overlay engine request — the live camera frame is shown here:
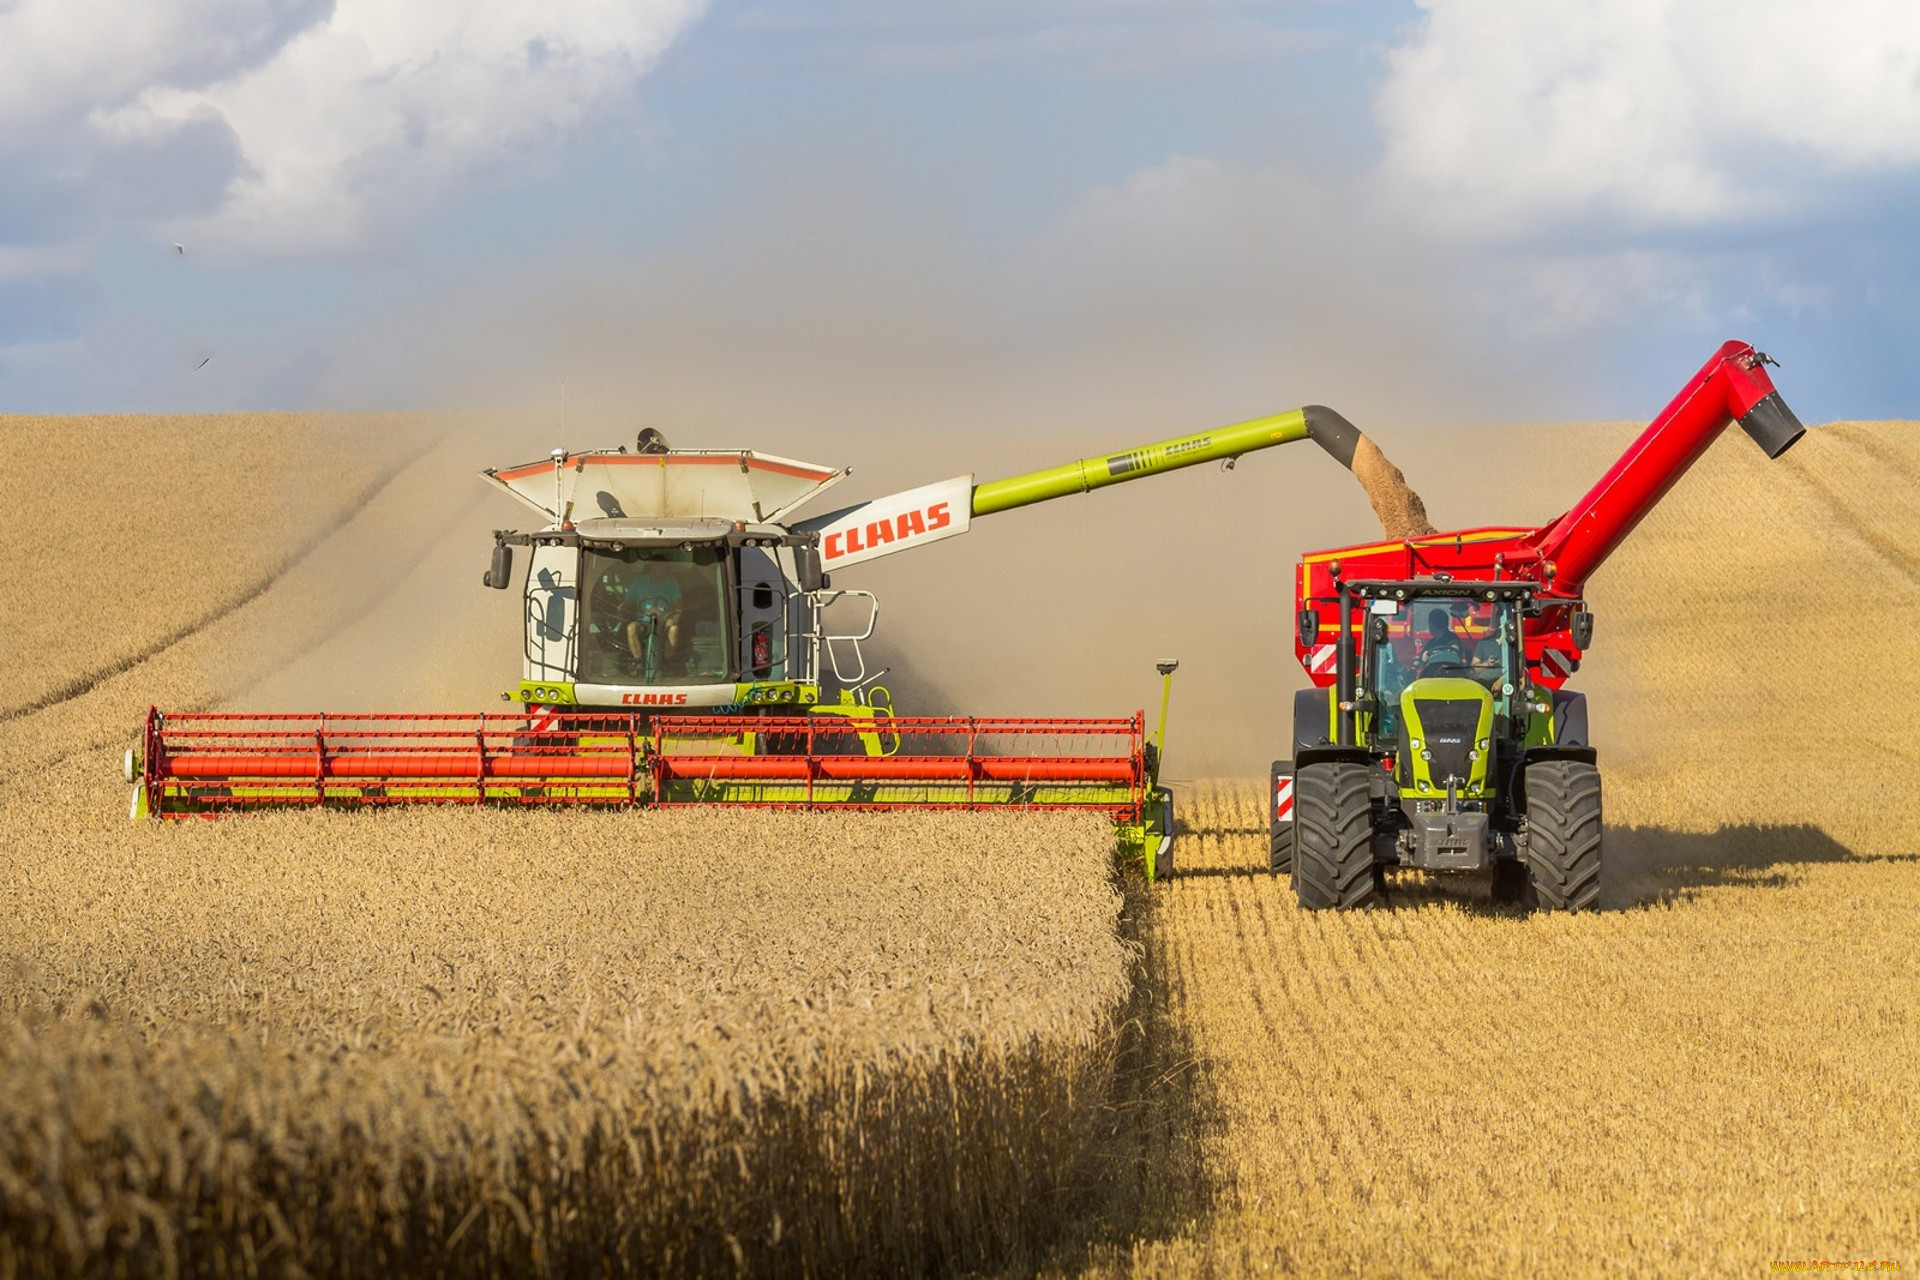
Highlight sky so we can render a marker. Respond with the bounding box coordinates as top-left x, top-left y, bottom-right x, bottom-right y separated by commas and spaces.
2, 0, 1917, 426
